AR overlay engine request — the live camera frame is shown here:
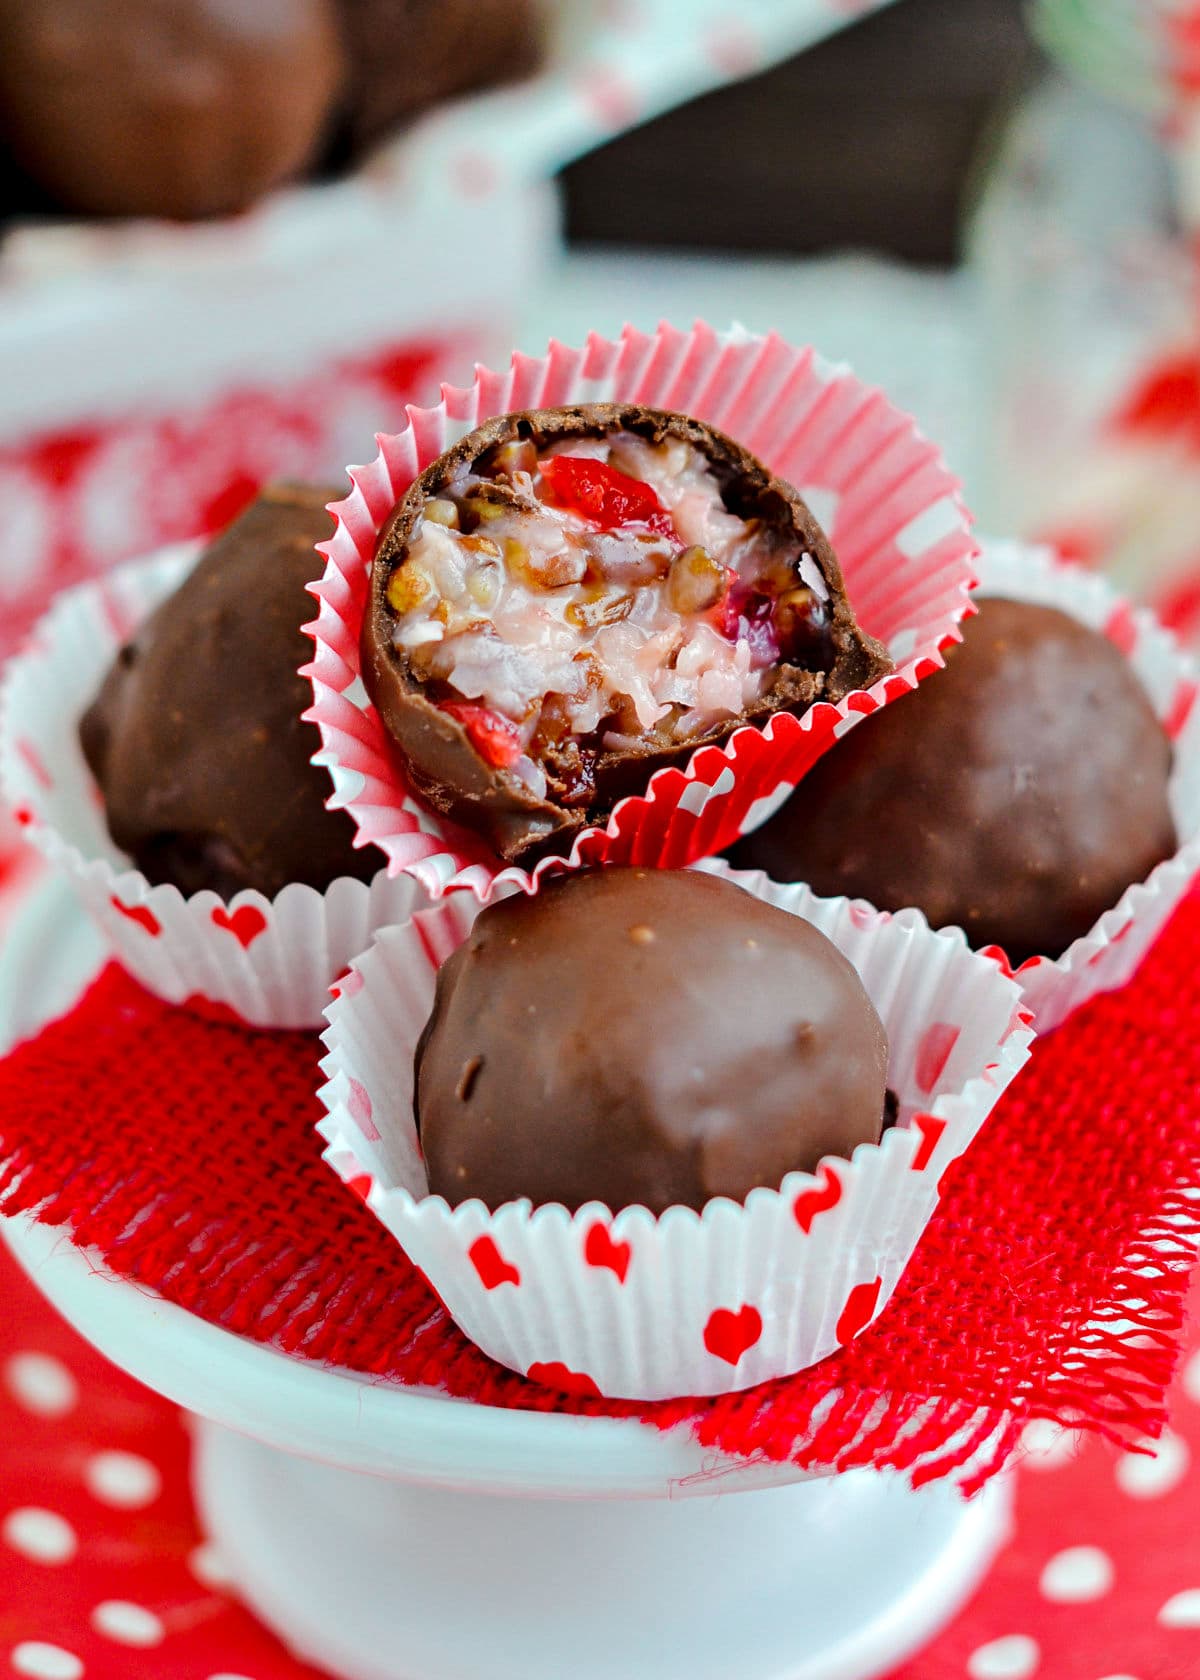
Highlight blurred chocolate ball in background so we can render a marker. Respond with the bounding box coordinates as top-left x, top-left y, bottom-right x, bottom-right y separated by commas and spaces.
0, 0, 347, 221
